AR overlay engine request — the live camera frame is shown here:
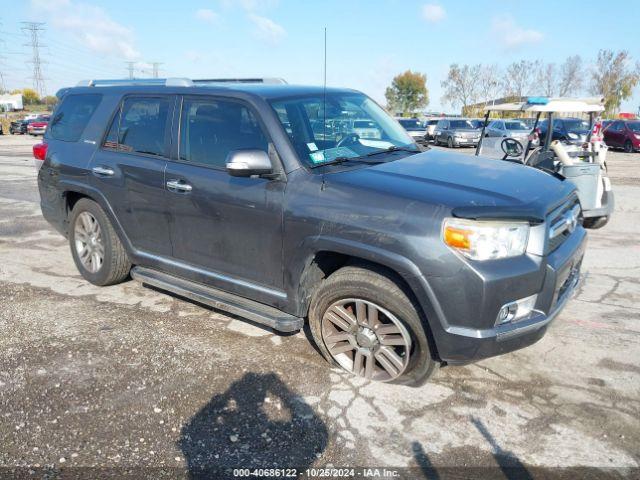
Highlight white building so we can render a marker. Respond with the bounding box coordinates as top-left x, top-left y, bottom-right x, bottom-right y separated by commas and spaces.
0, 94, 24, 111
